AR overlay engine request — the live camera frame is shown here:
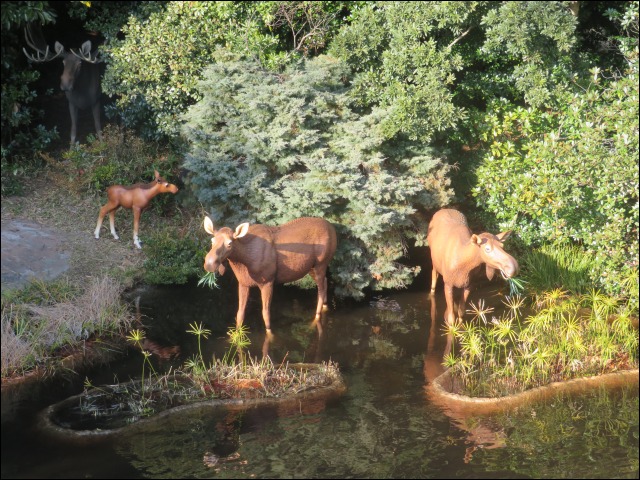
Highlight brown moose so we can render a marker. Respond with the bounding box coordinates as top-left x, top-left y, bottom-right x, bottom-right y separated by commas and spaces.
427, 208, 519, 326
203, 216, 338, 334
94, 170, 178, 249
